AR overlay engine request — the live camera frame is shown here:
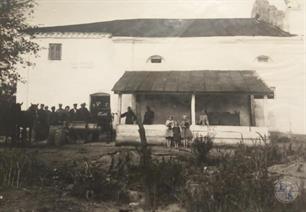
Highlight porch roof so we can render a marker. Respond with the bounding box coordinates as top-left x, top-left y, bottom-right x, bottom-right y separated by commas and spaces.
112, 70, 274, 96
